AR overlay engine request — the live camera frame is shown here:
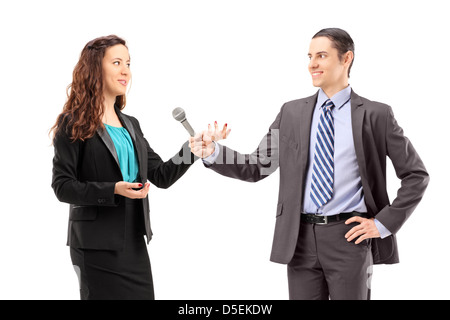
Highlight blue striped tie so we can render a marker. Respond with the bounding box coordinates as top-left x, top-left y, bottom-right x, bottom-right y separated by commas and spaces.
310, 99, 335, 208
